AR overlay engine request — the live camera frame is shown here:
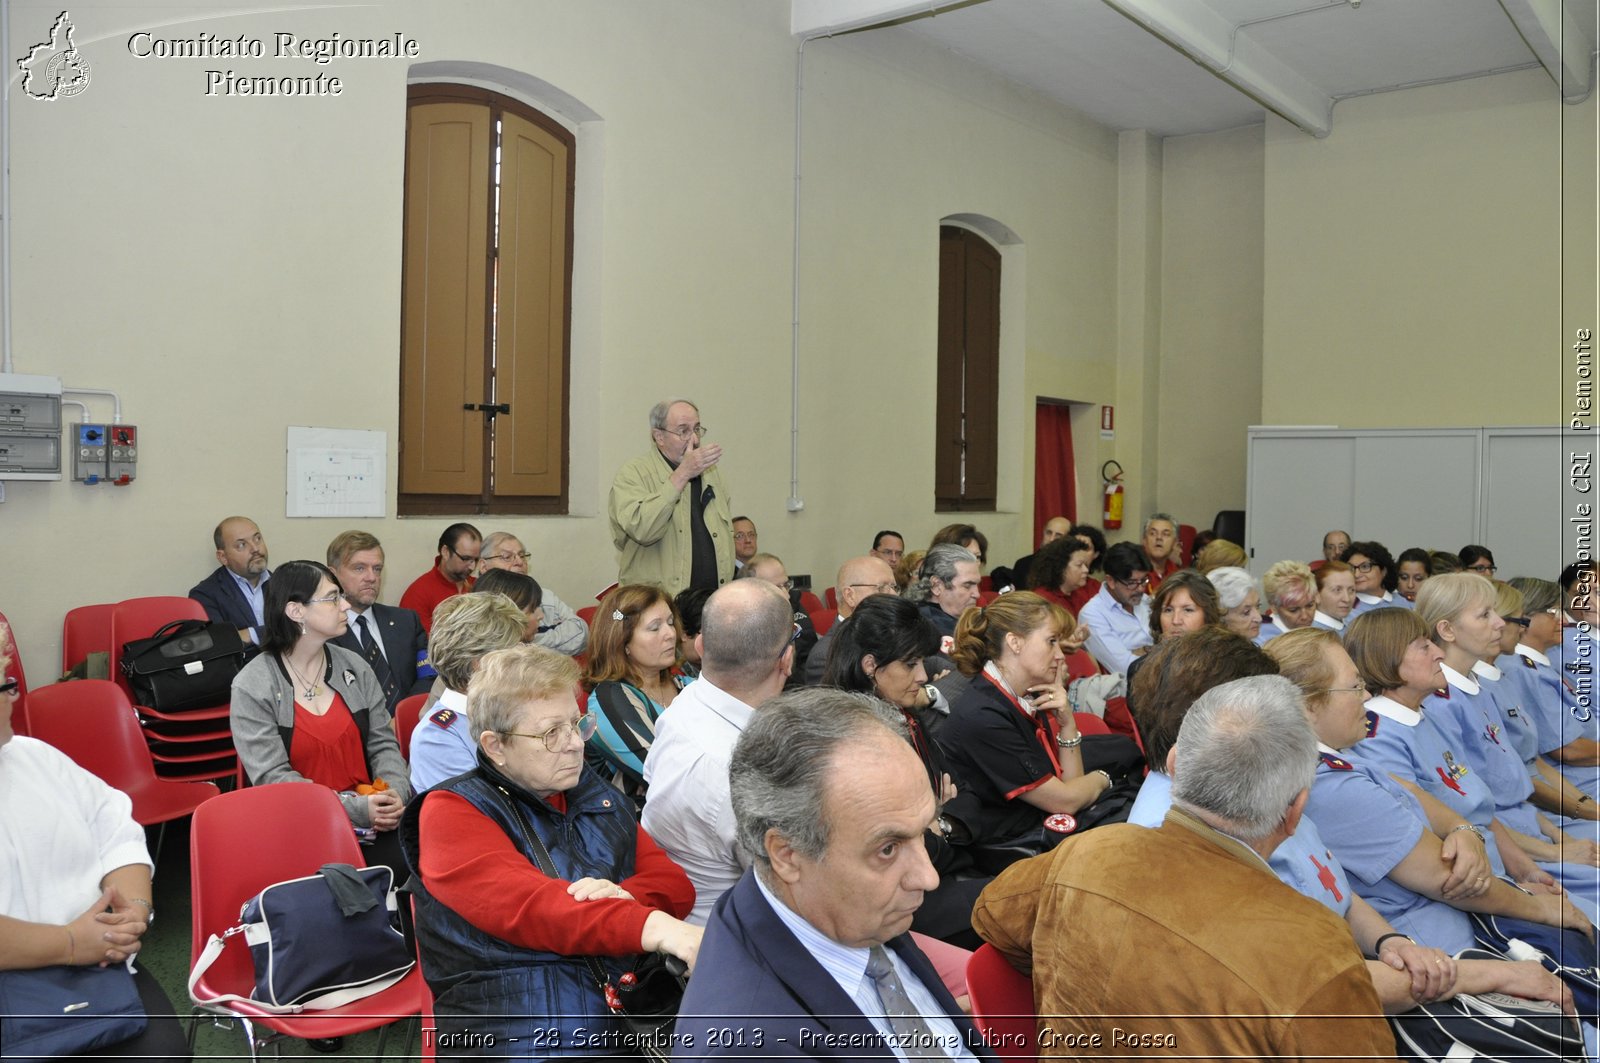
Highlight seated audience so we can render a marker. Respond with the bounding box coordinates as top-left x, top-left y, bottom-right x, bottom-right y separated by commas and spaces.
1193, 537, 1246, 574
1188, 528, 1218, 560
478, 531, 589, 655
1023, 536, 1093, 613
731, 515, 758, 572
581, 584, 686, 801
902, 544, 981, 640
1260, 559, 1318, 644
896, 548, 927, 595
230, 560, 411, 876
1313, 559, 1357, 632
643, 580, 800, 925
189, 515, 270, 646
1344, 540, 1412, 619
671, 586, 713, 679
738, 552, 816, 685
400, 523, 481, 634
1208, 565, 1264, 643
1008, 516, 1069, 594
1459, 544, 1498, 578
326, 529, 431, 713
1127, 570, 1222, 711
931, 522, 989, 573
471, 568, 543, 643
1076, 541, 1153, 674
400, 645, 699, 1055
678, 689, 993, 1059
821, 594, 991, 948
1396, 547, 1433, 602
871, 529, 906, 574
803, 554, 898, 685
1141, 512, 1180, 589
1323, 529, 1352, 564
1429, 549, 1464, 575
1068, 523, 1107, 574
943, 593, 1115, 843
971, 675, 1398, 1060
1509, 575, 1600, 797
0, 630, 191, 1060
409, 592, 528, 791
